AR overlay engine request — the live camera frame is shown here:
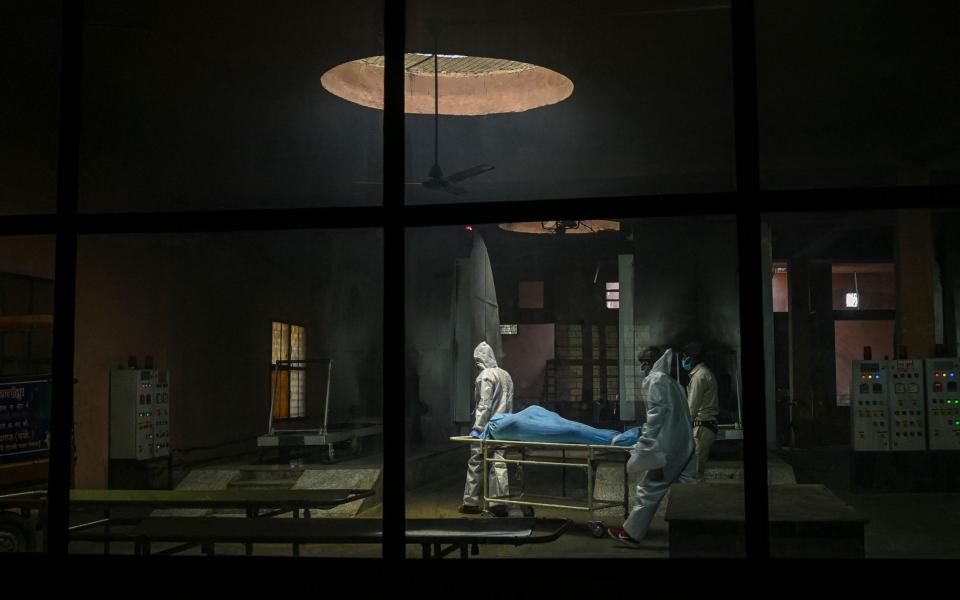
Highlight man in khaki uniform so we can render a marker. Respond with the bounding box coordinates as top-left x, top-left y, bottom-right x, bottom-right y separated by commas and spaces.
681, 342, 718, 477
